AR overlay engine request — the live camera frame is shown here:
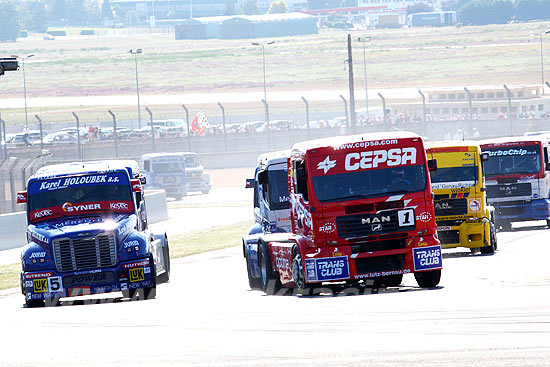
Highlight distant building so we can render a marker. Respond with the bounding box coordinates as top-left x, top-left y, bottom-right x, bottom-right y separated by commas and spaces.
110, 0, 238, 20
175, 13, 318, 39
